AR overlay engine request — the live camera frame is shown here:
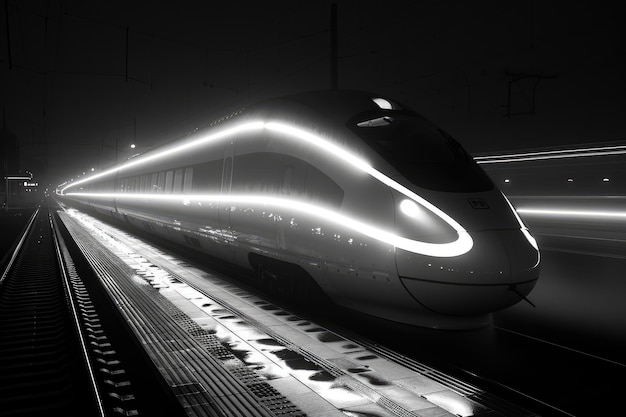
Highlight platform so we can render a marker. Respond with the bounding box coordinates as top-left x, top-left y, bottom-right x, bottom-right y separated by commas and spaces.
59, 207, 537, 417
